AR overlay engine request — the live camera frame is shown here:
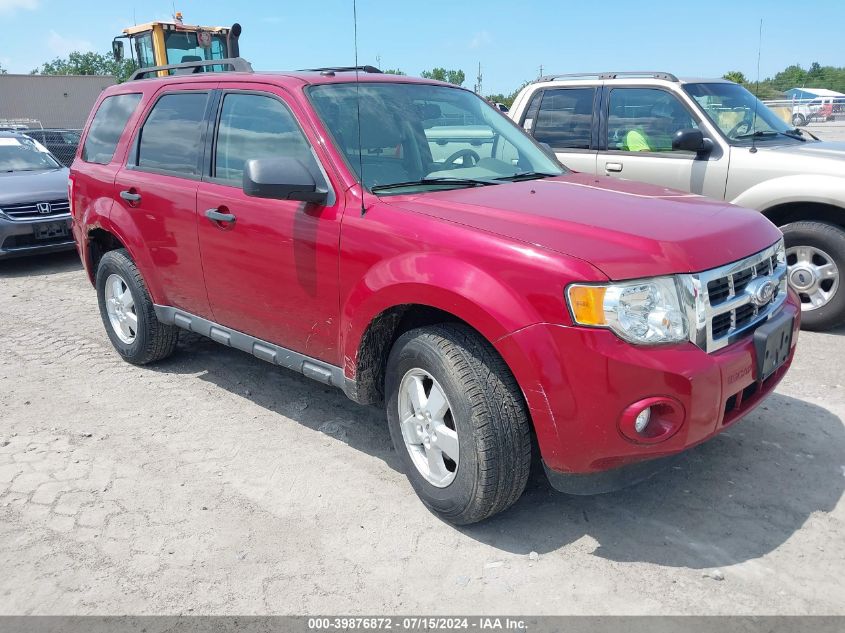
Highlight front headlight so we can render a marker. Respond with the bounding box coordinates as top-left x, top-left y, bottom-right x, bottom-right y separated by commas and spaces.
775, 237, 786, 267
566, 276, 689, 345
